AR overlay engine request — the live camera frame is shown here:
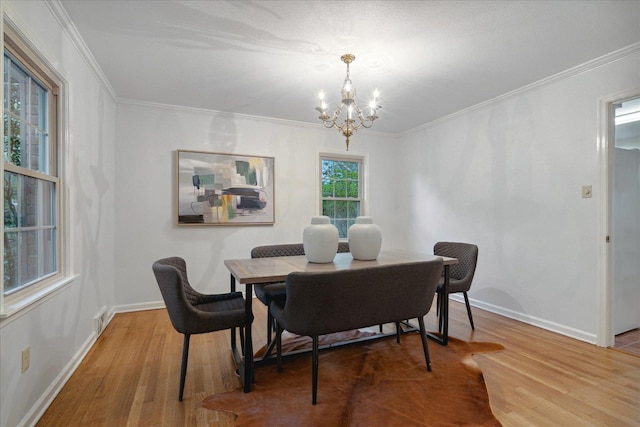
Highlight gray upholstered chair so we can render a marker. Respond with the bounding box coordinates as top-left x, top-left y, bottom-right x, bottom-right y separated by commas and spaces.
270, 259, 443, 404
152, 256, 246, 401
251, 242, 350, 344
433, 242, 479, 330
